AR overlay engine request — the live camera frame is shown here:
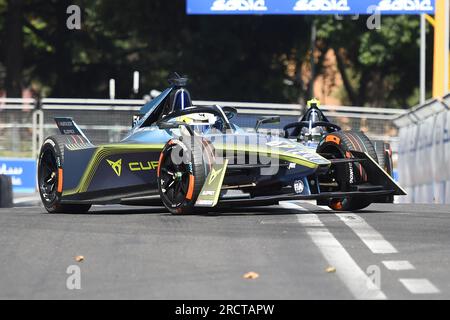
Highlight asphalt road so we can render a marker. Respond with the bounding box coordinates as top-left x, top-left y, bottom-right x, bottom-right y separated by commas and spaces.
0, 201, 449, 300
